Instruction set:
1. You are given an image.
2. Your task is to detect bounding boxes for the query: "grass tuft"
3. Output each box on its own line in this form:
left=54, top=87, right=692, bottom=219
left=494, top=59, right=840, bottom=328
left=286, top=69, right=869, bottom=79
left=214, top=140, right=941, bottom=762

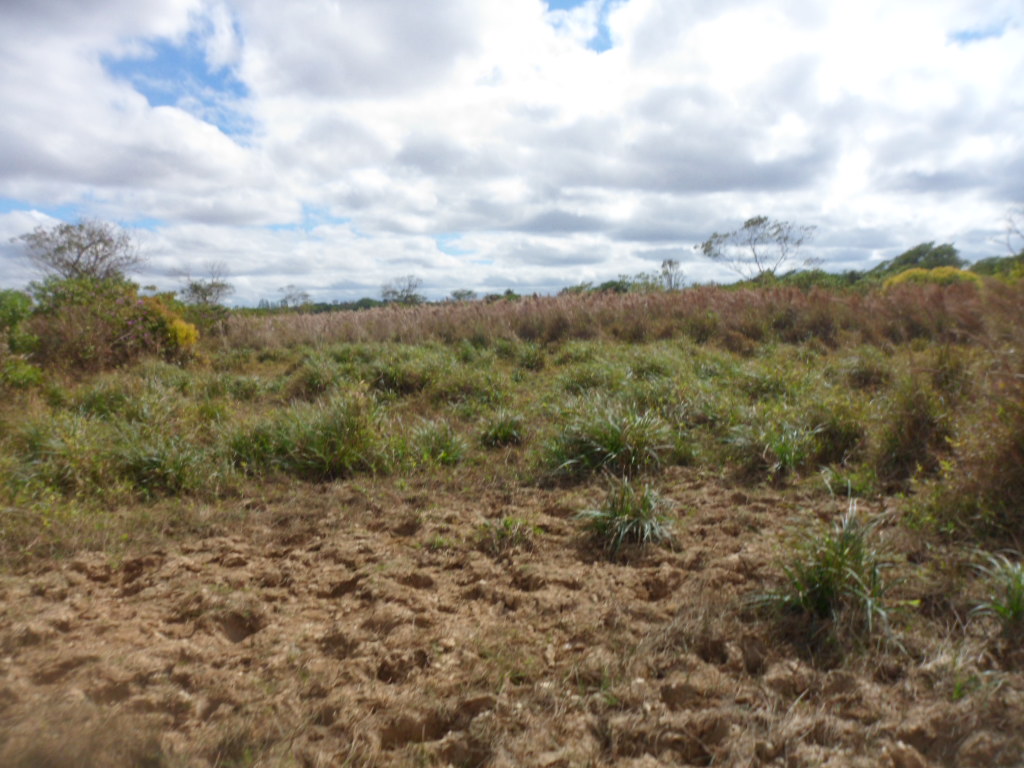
left=577, top=478, right=675, bottom=556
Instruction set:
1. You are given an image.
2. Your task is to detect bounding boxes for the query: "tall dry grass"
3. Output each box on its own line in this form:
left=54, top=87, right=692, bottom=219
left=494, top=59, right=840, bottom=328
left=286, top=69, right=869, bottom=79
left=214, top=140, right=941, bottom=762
left=219, top=282, right=1020, bottom=352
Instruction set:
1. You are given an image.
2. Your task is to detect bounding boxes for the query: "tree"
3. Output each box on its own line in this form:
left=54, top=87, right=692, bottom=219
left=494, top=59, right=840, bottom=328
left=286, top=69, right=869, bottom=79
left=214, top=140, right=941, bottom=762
left=697, top=216, right=817, bottom=279
left=179, top=263, right=234, bottom=307
left=381, top=275, right=425, bottom=306
left=868, top=242, right=964, bottom=280
left=450, top=289, right=477, bottom=302
left=13, top=218, right=143, bottom=280
left=660, top=259, right=685, bottom=290
left=279, top=284, right=311, bottom=309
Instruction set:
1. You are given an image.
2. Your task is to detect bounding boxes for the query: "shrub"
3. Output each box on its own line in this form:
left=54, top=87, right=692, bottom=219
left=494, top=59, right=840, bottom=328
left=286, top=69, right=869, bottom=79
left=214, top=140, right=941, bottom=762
left=544, top=401, right=672, bottom=478
left=922, top=398, right=1024, bottom=538
left=27, top=277, right=199, bottom=371
left=883, top=266, right=983, bottom=290
left=230, top=393, right=383, bottom=480
left=577, top=478, right=675, bottom=556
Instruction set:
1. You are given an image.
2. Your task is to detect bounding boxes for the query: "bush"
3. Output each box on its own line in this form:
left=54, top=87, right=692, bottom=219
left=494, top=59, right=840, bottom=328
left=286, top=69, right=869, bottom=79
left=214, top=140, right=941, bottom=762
left=883, top=267, right=983, bottom=290
left=477, top=516, right=539, bottom=556
left=27, top=277, right=199, bottom=371
left=577, top=478, right=675, bottom=556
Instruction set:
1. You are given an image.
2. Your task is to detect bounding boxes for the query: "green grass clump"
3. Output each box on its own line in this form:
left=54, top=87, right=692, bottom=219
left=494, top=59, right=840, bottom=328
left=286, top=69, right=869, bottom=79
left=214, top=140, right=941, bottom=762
left=412, top=419, right=467, bottom=467
left=577, top=478, right=675, bottom=556
left=872, top=375, right=948, bottom=489
left=544, top=401, right=672, bottom=478
left=480, top=410, right=526, bottom=448
left=972, top=553, right=1024, bottom=641
left=230, top=393, right=384, bottom=480
left=477, top=516, right=539, bottom=556
left=756, top=507, right=892, bottom=643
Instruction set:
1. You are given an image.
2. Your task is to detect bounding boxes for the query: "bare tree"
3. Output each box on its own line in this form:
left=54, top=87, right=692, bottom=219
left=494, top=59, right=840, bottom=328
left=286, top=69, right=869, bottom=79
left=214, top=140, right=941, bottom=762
left=279, top=284, right=311, bottom=309
left=13, top=218, right=143, bottom=280
left=697, top=216, right=817, bottom=279
left=382, top=275, right=425, bottom=305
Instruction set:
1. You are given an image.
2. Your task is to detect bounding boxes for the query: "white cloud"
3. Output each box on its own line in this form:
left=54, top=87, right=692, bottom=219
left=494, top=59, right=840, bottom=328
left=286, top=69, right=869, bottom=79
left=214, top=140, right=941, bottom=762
left=0, top=0, right=1021, bottom=303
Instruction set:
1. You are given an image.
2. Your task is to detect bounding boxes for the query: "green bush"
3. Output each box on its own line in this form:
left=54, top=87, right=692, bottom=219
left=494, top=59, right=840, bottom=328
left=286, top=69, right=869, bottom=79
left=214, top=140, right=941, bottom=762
left=27, top=277, right=199, bottom=371
left=872, top=376, right=948, bottom=489
left=480, top=410, right=526, bottom=448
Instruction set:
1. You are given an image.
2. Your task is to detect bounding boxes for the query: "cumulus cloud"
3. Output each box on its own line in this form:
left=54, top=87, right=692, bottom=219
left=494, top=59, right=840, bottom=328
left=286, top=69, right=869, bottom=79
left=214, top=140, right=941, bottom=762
left=0, top=0, right=1021, bottom=303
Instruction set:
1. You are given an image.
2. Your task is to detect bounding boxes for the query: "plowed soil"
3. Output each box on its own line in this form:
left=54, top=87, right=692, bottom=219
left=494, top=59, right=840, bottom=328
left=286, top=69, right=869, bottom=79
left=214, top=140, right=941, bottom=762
left=2, top=468, right=1022, bottom=767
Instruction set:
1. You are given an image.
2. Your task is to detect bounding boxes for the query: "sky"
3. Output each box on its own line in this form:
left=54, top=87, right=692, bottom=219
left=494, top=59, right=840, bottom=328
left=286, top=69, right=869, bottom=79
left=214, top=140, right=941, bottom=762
left=0, top=0, right=1022, bottom=304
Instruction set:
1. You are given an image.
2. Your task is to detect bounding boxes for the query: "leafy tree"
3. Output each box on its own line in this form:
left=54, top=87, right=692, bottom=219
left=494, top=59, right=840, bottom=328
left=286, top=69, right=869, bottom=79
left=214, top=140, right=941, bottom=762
left=180, top=263, right=234, bottom=307
left=698, top=216, right=817, bottom=279
left=382, top=275, right=425, bottom=305
left=12, top=218, right=143, bottom=279
left=450, top=289, right=477, bottom=302
left=867, top=242, right=964, bottom=281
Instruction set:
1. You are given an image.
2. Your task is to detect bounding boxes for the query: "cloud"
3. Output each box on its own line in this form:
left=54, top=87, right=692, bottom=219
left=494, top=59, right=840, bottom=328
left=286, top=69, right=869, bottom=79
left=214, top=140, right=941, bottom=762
left=0, top=0, right=1021, bottom=300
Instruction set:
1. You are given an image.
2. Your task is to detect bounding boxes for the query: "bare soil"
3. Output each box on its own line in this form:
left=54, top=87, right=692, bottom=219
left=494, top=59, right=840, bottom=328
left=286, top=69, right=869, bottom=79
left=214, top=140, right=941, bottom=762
left=2, top=468, right=1022, bottom=767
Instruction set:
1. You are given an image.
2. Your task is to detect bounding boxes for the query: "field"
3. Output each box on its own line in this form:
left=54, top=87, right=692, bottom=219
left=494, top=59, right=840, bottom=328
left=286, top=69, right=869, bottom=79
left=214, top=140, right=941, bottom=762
left=1, top=283, right=1023, bottom=767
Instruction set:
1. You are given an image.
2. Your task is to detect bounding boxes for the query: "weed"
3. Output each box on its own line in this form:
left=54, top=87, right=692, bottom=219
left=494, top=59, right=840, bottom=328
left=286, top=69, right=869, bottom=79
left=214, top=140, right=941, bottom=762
left=577, top=478, right=675, bottom=556
left=972, top=553, right=1024, bottom=641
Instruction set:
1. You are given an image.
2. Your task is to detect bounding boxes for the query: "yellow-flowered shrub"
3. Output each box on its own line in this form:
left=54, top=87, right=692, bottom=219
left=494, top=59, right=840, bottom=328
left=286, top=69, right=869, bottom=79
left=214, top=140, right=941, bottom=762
left=883, top=266, right=983, bottom=290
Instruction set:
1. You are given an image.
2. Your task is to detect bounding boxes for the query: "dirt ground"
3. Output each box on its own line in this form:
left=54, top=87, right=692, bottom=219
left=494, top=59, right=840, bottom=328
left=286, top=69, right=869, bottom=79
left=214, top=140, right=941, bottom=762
left=2, top=467, right=1022, bottom=767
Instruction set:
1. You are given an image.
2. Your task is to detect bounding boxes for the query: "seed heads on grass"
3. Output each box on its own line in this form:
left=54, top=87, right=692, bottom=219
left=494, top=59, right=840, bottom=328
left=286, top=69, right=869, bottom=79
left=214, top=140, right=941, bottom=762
left=577, top=478, right=675, bottom=556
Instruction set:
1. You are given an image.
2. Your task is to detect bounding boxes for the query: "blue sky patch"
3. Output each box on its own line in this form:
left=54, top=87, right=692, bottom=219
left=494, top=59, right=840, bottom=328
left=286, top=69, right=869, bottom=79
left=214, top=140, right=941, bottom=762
left=546, top=0, right=615, bottom=53
left=950, top=20, right=1009, bottom=45
left=0, top=198, right=82, bottom=220
left=103, top=26, right=251, bottom=138
left=435, top=233, right=473, bottom=256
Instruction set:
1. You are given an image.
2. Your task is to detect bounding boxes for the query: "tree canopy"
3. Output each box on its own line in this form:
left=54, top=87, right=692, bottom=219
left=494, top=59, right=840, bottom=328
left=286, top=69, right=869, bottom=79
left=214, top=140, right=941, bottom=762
left=13, top=219, right=142, bottom=280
